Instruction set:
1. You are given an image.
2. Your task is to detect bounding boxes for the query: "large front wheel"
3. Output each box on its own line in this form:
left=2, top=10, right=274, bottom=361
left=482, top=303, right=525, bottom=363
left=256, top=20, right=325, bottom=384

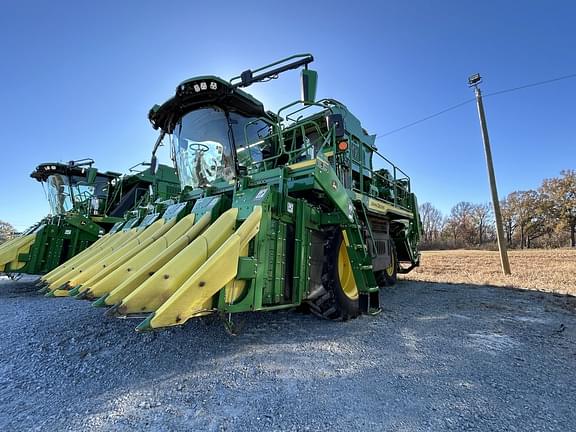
left=307, top=228, right=360, bottom=321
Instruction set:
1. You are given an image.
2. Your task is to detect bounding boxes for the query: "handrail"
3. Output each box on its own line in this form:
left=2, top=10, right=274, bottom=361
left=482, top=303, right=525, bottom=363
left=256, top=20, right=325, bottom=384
left=277, top=99, right=336, bottom=125
left=345, top=138, right=411, bottom=209
left=235, top=101, right=412, bottom=212
left=284, top=103, right=326, bottom=123
left=128, top=162, right=151, bottom=173
left=373, top=149, right=410, bottom=184
left=244, top=117, right=331, bottom=171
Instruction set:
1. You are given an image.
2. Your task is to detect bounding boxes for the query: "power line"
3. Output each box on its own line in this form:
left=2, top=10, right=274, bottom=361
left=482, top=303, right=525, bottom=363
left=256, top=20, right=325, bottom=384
left=483, top=73, right=576, bottom=98
left=377, top=98, right=475, bottom=138
left=376, top=72, right=576, bottom=139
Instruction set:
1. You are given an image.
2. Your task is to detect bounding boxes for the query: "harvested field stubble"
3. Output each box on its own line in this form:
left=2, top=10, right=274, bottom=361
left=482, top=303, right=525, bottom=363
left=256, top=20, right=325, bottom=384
left=401, top=249, right=576, bottom=295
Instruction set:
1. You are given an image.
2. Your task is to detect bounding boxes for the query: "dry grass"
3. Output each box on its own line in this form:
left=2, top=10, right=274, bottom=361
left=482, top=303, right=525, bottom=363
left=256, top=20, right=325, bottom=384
left=401, top=249, right=576, bottom=295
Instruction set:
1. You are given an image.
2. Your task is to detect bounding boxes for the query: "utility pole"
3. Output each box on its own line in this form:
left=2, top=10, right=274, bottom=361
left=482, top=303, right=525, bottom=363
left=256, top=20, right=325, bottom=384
left=468, top=73, right=511, bottom=275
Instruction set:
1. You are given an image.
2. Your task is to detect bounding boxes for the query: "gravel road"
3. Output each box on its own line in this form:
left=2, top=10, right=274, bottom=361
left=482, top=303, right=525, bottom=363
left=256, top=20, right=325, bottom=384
left=0, top=275, right=575, bottom=431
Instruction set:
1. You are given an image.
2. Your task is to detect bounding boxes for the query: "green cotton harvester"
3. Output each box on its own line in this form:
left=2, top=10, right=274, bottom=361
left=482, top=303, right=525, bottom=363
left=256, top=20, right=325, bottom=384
left=0, top=158, right=179, bottom=276
left=38, top=54, right=422, bottom=332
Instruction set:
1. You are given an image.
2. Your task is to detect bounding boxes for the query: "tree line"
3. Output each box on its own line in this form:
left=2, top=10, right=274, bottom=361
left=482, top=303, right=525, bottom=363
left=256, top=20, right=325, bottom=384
left=419, top=170, right=575, bottom=249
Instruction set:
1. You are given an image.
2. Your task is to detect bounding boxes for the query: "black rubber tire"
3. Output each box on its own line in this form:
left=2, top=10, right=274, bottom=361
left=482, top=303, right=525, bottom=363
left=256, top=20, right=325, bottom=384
left=306, top=227, right=360, bottom=321
left=375, top=240, right=397, bottom=287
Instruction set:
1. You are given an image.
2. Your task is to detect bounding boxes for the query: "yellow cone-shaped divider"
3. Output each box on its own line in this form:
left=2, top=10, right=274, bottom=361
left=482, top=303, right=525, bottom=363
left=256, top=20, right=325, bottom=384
left=0, top=234, right=30, bottom=253
left=41, top=231, right=123, bottom=283
left=0, top=234, right=36, bottom=271
left=64, top=217, right=178, bottom=292
left=101, top=213, right=211, bottom=307
left=112, top=208, right=239, bottom=316
left=79, top=213, right=197, bottom=299
left=46, top=217, right=158, bottom=292
left=139, top=206, right=262, bottom=331
left=42, top=226, right=136, bottom=284
left=45, top=228, right=141, bottom=291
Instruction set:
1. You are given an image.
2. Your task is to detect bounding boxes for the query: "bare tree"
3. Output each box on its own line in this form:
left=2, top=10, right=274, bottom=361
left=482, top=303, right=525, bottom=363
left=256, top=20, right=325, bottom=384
left=505, top=191, right=535, bottom=248
left=500, top=197, right=517, bottom=246
left=419, top=202, right=443, bottom=242
left=442, top=216, right=459, bottom=244
left=0, top=220, right=17, bottom=244
left=471, top=203, right=492, bottom=245
left=445, top=202, right=476, bottom=246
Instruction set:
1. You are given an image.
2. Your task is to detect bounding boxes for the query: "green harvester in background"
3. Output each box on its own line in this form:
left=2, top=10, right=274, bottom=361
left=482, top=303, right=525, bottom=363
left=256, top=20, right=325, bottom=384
left=0, top=158, right=179, bottom=276
left=40, top=54, right=422, bottom=333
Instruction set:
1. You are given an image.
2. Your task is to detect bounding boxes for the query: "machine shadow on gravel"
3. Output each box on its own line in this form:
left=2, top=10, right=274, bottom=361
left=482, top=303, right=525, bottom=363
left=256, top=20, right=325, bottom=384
left=0, top=276, right=42, bottom=298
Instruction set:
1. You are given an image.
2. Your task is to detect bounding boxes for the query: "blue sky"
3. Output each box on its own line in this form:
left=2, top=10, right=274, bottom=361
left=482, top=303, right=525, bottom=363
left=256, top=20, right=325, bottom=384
left=1, top=1, right=574, bottom=230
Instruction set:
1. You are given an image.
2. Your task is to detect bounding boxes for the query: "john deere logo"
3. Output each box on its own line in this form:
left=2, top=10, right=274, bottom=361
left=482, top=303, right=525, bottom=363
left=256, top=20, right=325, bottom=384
left=331, top=180, right=337, bottom=191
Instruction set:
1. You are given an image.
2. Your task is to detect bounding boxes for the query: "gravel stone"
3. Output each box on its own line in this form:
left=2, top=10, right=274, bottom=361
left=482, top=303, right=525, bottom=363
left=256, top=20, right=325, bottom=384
left=0, top=275, right=575, bottom=431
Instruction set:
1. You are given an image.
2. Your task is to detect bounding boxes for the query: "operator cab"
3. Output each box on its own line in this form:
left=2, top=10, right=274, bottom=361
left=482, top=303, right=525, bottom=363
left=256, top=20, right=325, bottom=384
left=149, top=76, right=275, bottom=191
left=31, top=161, right=118, bottom=217
left=172, top=106, right=270, bottom=190
left=148, top=56, right=318, bottom=192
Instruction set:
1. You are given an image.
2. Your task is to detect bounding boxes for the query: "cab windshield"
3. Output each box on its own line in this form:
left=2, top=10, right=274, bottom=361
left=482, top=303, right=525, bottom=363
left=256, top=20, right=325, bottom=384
left=46, top=174, right=73, bottom=214
left=172, top=107, right=269, bottom=190
left=45, top=174, right=107, bottom=215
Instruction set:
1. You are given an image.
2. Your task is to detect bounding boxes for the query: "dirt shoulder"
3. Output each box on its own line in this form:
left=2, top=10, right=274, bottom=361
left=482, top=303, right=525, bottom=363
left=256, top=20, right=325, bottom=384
left=402, top=249, right=576, bottom=295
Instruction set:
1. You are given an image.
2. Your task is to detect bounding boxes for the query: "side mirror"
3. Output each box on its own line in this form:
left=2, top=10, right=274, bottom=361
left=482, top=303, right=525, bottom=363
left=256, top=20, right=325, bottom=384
left=150, top=155, right=158, bottom=176
left=301, top=69, right=318, bottom=105
left=86, top=168, right=98, bottom=184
